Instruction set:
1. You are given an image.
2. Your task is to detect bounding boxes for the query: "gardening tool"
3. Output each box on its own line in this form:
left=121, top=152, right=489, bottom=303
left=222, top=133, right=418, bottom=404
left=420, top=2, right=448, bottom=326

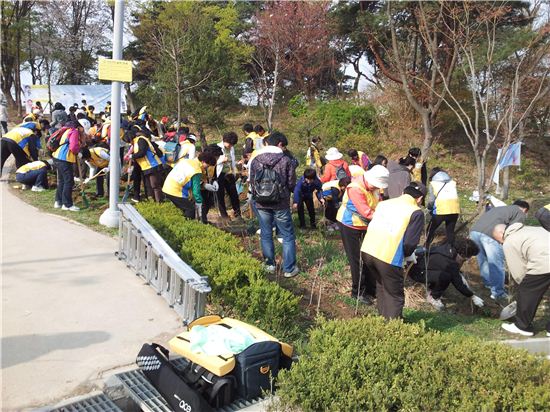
left=499, top=301, right=517, bottom=320
left=83, top=168, right=108, bottom=184
left=76, top=158, right=90, bottom=209
left=121, top=162, right=133, bottom=203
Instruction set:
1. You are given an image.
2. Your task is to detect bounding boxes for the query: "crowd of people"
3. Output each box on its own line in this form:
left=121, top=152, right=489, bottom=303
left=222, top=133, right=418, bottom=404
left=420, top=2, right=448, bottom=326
left=1, top=100, right=549, bottom=337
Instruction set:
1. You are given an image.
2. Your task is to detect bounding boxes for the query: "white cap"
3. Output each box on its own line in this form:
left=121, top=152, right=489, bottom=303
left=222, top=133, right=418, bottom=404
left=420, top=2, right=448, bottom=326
left=187, top=134, right=197, bottom=142
left=78, top=118, right=91, bottom=133
left=364, top=165, right=389, bottom=189
left=325, top=147, right=343, bottom=161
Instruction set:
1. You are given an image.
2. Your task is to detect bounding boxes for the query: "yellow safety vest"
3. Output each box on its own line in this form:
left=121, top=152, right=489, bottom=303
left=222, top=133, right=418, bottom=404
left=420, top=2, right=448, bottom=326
left=53, top=129, right=77, bottom=163
left=101, top=122, right=124, bottom=143
left=162, top=158, right=202, bottom=198
left=349, top=164, right=364, bottom=177
left=361, top=194, right=420, bottom=267
left=16, top=160, right=47, bottom=174
left=3, top=127, right=35, bottom=157
left=336, top=181, right=379, bottom=228
left=90, top=147, right=109, bottom=168
left=179, top=141, right=195, bottom=160
left=430, top=180, right=460, bottom=215
left=133, top=136, right=161, bottom=172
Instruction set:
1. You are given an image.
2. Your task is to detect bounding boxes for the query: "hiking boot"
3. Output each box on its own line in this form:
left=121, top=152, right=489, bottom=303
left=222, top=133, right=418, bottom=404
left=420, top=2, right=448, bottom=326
left=62, top=205, right=80, bottom=212
left=426, top=293, right=445, bottom=311
left=54, top=201, right=61, bottom=209
left=501, top=322, right=534, bottom=337
left=31, top=185, right=45, bottom=192
left=283, top=266, right=300, bottom=278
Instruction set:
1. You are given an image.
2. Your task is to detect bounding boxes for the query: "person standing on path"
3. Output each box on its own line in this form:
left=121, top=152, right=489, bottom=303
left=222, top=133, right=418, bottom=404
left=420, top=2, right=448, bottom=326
left=337, top=165, right=389, bottom=305
left=493, top=223, right=550, bottom=337
left=469, top=200, right=529, bottom=301
left=249, top=131, right=298, bottom=278
left=216, top=132, right=242, bottom=220
left=361, top=182, right=426, bottom=319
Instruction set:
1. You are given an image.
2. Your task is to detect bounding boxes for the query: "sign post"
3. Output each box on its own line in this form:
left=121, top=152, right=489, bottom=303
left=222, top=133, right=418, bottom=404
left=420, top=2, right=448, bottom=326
left=99, top=0, right=126, bottom=228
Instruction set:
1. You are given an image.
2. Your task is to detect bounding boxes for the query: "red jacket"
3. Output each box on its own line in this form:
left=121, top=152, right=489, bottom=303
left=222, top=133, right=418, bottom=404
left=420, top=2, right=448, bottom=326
left=321, top=159, right=350, bottom=183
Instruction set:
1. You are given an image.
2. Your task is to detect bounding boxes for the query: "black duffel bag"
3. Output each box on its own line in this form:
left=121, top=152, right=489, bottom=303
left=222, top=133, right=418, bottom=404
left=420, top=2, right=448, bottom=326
left=136, top=343, right=213, bottom=412
left=181, top=361, right=237, bottom=409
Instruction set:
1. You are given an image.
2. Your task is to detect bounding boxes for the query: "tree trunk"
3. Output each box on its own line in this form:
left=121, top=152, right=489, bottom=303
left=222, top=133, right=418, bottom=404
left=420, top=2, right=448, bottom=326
left=15, top=31, right=22, bottom=116
left=502, top=166, right=510, bottom=201
left=420, top=111, right=433, bottom=161
left=267, top=53, right=279, bottom=132
left=124, top=82, right=136, bottom=113
left=198, top=125, right=207, bottom=149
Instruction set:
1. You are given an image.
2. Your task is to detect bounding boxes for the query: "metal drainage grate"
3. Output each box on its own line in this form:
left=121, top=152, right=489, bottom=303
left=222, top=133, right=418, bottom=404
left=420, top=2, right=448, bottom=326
left=116, top=359, right=265, bottom=412
left=50, top=393, right=122, bottom=412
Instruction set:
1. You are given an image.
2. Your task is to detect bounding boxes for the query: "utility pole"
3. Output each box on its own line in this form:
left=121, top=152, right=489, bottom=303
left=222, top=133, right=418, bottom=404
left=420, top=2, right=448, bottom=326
left=100, top=0, right=124, bottom=228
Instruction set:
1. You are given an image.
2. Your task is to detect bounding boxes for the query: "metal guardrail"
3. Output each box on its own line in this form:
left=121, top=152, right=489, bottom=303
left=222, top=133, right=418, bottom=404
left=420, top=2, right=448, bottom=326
left=117, top=204, right=211, bottom=323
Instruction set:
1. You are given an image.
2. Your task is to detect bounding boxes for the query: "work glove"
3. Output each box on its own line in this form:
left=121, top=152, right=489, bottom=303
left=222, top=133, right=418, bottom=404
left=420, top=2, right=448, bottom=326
left=101, top=167, right=110, bottom=174
left=211, top=181, right=219, bottom=191
left=415, top=162, right=422, bottom=169
left=194, top=203, right=202, bottom=220
left=204, top=183, right=218, bottom=192
left=471, top=295, right=485, bottom=308
left=404, top=253, right=417, bottom=265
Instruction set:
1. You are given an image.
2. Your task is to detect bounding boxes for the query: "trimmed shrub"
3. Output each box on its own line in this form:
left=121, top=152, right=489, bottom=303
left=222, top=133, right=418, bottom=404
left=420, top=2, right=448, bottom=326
left=136, top=202, right=300, bottom=341
left=277, top=316, right=550, bottom=411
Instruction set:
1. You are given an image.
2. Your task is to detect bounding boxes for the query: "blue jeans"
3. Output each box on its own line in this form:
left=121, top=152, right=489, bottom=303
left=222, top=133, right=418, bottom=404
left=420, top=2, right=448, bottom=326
left=16, top=168, right=47, bottom=187
left=54, top=159, right=74, bottom=207
left=470, top=231, right=506, bottom=297
left=256, top=207, right=296, bottom=273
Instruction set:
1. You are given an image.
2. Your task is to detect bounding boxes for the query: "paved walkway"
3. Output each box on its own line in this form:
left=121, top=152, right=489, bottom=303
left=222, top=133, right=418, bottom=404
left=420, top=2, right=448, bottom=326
left=1, top=182, right=182, bottom=410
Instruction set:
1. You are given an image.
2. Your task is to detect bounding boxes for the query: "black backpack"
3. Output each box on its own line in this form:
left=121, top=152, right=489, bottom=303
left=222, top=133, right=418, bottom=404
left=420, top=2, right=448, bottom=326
left=252, top=158, right=282, bottom=205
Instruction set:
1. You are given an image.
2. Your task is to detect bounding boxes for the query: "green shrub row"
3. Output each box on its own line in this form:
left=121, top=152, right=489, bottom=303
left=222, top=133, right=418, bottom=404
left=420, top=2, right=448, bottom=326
left=276, top=316, right=550, bottom=411
left=136, top=202, right=300, bottom=341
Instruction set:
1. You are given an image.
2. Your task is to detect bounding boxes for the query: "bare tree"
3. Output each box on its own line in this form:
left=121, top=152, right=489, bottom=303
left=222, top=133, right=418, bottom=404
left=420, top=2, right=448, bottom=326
left=416, top=1, right=550, bottom=208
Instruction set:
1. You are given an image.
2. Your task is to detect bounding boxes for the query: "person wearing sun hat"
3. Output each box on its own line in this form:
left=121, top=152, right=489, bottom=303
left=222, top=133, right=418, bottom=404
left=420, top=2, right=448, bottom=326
left=320, top=147, right=350, bottom=183
left=337, top=165, right=389, bottom=304
left=361, top=181, right=426, bottom=319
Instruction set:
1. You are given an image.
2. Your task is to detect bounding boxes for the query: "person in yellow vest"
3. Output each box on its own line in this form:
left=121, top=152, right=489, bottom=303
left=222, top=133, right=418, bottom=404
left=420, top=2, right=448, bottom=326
left=162, top=152, right=218, bottom=219
left=0, top=123, right=41, bottom=173
left=254, top=124, right=267, bottom=150
left=79, top=146, right=110, bottom=197
left=425, top=168, right=461, bottom=247
left=52, top=120, right=85, bottom=211
left=361, top=182, right=426, bottom=319
left=305, top=137, right=323, bottom=174
left=535, top=204, right=550, bottom=232
left=408, top=147, right=427, bottom=185
left=337, top=165, right=389, bottom=304
left=199, top=144, right=223, bottom=224
left=178, top=133, right=197, bottom=161
left=348, top=149, right=370, bottom=170
left=127, top=127, right=163, bottom=202
left=15, top=159, right=52, bottom=191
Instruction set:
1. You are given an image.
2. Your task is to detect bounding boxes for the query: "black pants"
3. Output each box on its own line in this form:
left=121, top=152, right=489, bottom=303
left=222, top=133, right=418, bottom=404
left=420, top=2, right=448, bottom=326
left=364, top=253, right=404, bottom=320
left=131, top=161, right=144, bottom=201
left=298, top=197, right=316, bottom=228
left=515, top=273, right=550, bottom=332
left=1, top=121, right=7, bottom=133
left=165, top=193, right=195, bottom=219
left=340, top=223, right=376, bottom=298
left=143, top=168, right=163, bottom=203
left=325, top=201, right=338, bottom=223
left=426, top=213, right=458, bottom=247
left=54, top=158, right=75, bottom=207
left=216, top=172, right=240, bottom=217
left=201, top=189, right=213, bottom=223
left=96, top=174, right=105, bottom=196
left=409, top=262, right=473, bottom=299
left=1, top=139, right=30, bottom=173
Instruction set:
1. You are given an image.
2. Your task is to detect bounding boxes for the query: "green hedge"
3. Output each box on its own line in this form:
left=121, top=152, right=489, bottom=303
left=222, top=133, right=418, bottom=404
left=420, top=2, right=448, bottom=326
left=136, top=202, right=300, bottom=341
left=277, top=316, right=550, bottom=411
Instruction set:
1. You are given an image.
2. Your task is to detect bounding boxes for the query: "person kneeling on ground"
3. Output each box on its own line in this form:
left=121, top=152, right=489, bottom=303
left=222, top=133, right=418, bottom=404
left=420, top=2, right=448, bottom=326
left=249, top=131, right=298, bottom=278
left=15, top=159, right=52, bottom=191
left=493, top=223, right=550, bottom=337
left=408, top=239, right=485, bottom=311
left=162, top=152, right=218, bottom=220
left=79, top=146, right=110, bottom=197
left=322, top=176, right=351, bottom=231
left=293, top=168, right=323, bottom=229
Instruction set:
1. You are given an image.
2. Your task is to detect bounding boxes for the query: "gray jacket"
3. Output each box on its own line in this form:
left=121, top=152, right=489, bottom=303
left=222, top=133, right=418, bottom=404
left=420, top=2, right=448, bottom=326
left=503, top=223, right=550, bottom=283
left=471, top=205, right=526, bottom=237
left=51, top=109, right=68, bottom=129
left=387, top=160, right=411, bottom=199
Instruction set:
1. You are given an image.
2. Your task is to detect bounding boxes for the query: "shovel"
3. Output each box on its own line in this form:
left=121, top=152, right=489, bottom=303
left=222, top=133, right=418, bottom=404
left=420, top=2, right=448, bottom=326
left=499, top=301, right=517, bottom=320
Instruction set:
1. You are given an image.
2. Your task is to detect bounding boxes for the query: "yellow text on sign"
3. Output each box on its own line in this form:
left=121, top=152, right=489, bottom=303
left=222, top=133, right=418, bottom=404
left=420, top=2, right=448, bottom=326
left=98, top=59, right=133, bottom=82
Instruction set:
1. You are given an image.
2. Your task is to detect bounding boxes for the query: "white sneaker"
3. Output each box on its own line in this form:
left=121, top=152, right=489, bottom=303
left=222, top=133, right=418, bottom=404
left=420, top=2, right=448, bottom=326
left=501, top=322, right=534, bottom=337
left=426, top=293, right=445, bottom=311
left=264, top=264, right=275, bottom=273
left=277, top=237, right=283, bottom=244
left=31, top=185, right=45, bottom=192
left=283, top=266, right=300, bottom=278
left=62, top=205, right=80, bottom=212
left=547, top=331, right=550, bottom=337
left=256, top=229, right=261, bottom=235
left=54, top=201, right=61, bottom=209
left=21, top=184, right=30, bottom=190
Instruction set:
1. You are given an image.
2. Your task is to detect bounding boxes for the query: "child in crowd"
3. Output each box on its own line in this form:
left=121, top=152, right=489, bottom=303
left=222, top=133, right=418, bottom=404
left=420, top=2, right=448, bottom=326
left=293, top=168, right=324, bottom=229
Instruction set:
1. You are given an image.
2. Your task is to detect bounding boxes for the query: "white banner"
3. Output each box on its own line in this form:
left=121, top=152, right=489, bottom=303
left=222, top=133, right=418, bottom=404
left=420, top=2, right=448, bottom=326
left=24, top=84, right=126, bottom=115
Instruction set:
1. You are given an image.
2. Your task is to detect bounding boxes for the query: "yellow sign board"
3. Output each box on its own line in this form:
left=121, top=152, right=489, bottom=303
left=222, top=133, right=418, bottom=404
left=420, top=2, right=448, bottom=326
left=98, top=59, right=133, bottom=82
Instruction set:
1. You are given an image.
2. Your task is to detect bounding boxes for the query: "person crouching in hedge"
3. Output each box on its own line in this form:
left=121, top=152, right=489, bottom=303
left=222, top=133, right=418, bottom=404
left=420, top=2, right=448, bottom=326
left=162, top=152, right=218, bottom=220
